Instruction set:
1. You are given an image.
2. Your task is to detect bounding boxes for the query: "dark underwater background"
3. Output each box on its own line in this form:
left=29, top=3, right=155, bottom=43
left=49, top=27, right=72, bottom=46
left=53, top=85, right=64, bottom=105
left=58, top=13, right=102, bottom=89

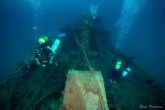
left=0, top=0, right=165, bottom=84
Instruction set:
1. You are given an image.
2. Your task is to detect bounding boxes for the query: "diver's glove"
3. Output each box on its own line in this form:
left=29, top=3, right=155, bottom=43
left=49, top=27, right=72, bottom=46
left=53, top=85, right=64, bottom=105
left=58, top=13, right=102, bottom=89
left=46, top=46, right=52, bottom=50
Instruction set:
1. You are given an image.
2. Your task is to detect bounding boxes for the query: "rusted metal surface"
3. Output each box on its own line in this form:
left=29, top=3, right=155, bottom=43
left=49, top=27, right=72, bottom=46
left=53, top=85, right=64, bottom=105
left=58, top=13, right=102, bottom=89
left=63, top=70, right=109, bottom=110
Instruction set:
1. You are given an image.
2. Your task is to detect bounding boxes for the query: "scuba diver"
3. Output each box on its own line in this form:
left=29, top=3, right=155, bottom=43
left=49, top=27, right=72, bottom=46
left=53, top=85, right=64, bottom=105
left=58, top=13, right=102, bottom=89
left=35, top=32, right=66, bottom=67
left=22, top=32, right=66, bottom=73
left=20, top=36, right=53, bottom=72
left=83, top=4, right=101, bottom=28
left=89, top=4, right=99, bottom=20
left=35, top=36, right=53, bottom=67
left=89, top=4, right=101, bottom=26
left=107, top=54, right=132, bottom=82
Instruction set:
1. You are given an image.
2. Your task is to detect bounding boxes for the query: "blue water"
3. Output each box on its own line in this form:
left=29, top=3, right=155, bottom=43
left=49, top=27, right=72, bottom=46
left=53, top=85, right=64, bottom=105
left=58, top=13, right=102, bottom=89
left=0, top=0, right=165, bottom=84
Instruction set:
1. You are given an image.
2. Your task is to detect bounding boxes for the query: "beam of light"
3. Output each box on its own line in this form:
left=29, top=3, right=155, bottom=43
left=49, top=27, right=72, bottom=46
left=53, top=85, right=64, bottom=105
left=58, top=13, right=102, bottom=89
left=115, top=0, right=145, bottom=50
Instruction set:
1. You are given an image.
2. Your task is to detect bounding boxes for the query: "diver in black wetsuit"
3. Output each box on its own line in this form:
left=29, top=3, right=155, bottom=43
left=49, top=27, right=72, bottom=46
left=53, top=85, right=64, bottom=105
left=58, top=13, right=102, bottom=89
left=107, top=55, right=132, bottom=83
left=35, top=36, right=53, bottom=67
